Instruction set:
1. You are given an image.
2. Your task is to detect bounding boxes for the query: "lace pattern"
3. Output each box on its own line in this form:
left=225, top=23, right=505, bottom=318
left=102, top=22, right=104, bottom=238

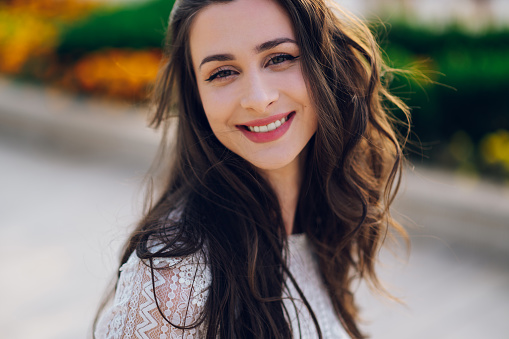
left=95, top=251, right=211, bottom=339
left=95, top=235, right=350, bottom=338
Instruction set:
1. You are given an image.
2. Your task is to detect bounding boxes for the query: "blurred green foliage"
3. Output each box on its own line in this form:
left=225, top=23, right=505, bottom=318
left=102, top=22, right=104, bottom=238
left=57, top=0, right=176, bottom=57
left=378, top=22, right=509, bottom=180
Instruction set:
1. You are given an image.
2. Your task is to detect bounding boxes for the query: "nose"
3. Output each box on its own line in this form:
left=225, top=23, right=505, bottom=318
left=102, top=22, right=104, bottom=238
left=240, top=71, right=278, bottom=114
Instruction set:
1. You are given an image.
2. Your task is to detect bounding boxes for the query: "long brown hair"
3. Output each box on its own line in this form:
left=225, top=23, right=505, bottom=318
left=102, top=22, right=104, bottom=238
left=101, top=0, right=410, bottom=338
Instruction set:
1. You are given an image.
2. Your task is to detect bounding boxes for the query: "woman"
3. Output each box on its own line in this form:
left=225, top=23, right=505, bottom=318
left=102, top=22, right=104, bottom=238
left=95, top=0, right=410, bottom=338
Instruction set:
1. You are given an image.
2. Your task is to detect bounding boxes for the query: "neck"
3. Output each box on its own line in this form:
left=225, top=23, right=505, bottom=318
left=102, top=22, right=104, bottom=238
left=259, top=155, right=304, bottom=235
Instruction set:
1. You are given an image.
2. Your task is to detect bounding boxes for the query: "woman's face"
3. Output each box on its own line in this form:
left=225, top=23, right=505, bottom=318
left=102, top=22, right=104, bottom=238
left=190, top=0, right=317, bottom=172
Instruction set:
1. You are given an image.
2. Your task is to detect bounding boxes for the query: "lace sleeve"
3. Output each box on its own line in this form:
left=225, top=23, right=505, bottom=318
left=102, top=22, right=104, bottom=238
left=95, top=251, right=211, bottom=339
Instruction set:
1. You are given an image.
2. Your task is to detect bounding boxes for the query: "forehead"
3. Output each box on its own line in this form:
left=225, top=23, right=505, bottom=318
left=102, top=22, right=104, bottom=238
left=189, top=0, right=295, bottom=62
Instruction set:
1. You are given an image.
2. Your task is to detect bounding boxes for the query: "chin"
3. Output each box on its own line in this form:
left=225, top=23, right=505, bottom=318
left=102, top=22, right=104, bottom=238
left=248, top=154, right=298, bottom=172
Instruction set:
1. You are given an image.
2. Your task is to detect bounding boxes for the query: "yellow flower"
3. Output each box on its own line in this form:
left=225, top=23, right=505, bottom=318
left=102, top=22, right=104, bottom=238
left=0, top=0, right=98, bottom=74
left=0, top=11, right=58, bottom=73
left=481, top=130, right=509, bottom=171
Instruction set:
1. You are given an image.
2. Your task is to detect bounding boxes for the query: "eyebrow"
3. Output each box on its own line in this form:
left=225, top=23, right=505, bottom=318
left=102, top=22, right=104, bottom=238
left=198, top=37, right=298, bottom=69
left=255, top=37, right=297, bottom=53
left=199, top=53, right=235, bottom=69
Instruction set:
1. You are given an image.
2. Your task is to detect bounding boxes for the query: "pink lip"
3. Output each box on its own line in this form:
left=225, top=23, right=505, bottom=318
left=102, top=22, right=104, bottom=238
left=238, top=112, right=295, bottom=143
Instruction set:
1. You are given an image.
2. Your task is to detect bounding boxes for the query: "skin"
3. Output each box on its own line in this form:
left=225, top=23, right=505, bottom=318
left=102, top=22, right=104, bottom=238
left=190, top=0, right=317, bottom=234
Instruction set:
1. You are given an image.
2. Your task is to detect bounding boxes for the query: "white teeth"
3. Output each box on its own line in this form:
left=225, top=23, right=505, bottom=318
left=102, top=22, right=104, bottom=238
left=246, top=114, right=290, bottom=133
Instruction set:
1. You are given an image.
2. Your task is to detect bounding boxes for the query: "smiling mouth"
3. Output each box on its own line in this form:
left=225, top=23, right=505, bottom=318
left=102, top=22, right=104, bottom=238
left=240, top=112, right=295, bottom=133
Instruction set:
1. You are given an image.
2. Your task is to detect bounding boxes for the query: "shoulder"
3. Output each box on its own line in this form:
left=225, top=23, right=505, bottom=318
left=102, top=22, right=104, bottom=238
left=95, top=251, right=211, bottom=339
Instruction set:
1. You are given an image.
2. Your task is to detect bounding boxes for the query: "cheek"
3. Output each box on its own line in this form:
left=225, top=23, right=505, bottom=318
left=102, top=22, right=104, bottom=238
left=277, top=66, right=311, bottom=104
left=290, top=70, right=318, bottom=131
left=199, top=87, right=237, bottom=132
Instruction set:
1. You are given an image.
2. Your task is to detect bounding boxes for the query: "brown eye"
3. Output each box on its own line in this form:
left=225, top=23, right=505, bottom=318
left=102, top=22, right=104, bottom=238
left=206, top=69, right=237, bottom=82
left=267, top=54, right=298, bottom=66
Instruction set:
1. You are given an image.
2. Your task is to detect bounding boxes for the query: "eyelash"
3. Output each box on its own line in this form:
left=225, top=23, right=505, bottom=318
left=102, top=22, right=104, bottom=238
left=267, top=53, right=298, bottom=66
left=205, top=53, right=299, bottom=82
left=205, top=67, right=236, bottom=82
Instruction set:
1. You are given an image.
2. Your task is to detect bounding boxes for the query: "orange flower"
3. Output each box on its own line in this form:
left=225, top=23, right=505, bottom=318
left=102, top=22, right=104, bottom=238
left=0, top=0, right=96, bottom=74
left=71, top=49, right=162, bottom=100
left=2, top=0, right=97, bottom=20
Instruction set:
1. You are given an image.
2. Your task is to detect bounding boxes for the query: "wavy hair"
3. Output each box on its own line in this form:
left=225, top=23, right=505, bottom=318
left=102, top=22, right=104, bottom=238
left=99, top=0, right=410, bottom=338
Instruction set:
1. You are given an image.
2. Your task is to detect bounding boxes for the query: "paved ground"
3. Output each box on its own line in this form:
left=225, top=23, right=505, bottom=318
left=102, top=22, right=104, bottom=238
left=357, top=230, right=509, bottom=339
left=1, top=79, right=508, bottom=338
left=0, top=138, right=142, bottom=339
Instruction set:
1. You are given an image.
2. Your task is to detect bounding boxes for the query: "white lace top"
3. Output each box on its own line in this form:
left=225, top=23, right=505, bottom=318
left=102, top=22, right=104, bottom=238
left=95, top=234, right=351, bottom=338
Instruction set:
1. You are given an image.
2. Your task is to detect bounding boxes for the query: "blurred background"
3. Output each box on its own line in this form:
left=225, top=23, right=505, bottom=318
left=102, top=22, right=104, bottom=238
left=0, top=0, right=508, bottom=338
